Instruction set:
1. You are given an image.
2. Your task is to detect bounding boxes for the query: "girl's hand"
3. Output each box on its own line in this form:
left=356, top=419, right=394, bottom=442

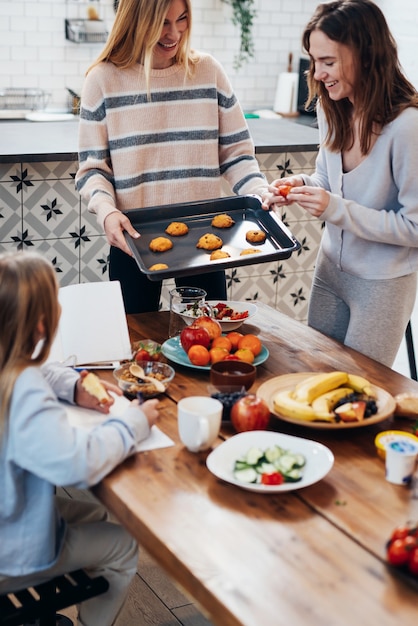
left=75, top=370, right=122, bottom=414
left=262, top=176, right=304, bottom=209
left=286, top=185, right=330, bottom=218
left=104, top=211, right=140, bottom=256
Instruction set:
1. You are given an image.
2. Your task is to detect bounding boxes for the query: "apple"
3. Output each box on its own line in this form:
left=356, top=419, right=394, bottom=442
left=230, top=394, right=270, bottom=433
left=192, top=316, right=222, bottom=341
left=180, top=325, right=211, bottom=353
left=334, top=401, right=366, bottom=422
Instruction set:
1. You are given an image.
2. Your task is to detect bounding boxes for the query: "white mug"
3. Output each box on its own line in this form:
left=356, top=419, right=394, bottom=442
left=177, top=396, right=223, bottom=453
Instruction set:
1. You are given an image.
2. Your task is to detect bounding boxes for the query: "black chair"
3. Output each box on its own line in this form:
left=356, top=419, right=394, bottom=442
left=405, top=320, right=417, bottom=381
left=0, top=569, right=109, bottom=626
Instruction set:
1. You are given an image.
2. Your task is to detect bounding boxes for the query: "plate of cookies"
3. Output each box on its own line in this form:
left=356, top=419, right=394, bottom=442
left=123, top=196, right=300, bottom=281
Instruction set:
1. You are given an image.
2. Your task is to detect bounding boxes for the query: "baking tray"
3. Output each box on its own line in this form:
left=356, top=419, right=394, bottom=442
left=124, top=195, right=300, bottom=281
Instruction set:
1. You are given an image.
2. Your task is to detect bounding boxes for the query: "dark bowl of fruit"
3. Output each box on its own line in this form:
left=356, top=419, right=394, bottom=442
left=210, top=360, right=256, bottom=392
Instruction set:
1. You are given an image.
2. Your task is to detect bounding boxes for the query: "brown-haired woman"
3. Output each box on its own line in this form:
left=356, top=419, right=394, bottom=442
left=267, top=0, right=418, bottom=367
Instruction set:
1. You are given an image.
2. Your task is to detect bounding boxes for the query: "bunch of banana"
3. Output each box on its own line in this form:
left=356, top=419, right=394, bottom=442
left=273, top=371, right=376, bottom=423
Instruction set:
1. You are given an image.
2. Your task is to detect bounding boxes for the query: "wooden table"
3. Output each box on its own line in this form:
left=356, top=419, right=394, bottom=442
left=93, top=303, right=418, bottom=626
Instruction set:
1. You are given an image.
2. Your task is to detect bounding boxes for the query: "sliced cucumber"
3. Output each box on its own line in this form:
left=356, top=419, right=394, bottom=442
left=283, top=468, right=303, bottom=482
left=275, top=453, right=298, bottom=473
left=293, top=454, right=306, bottom=468
left=256, top=462, right=276, bottom=475
left=245, top=447, right=264, bottom=465
left=265, top=445, right=284, bottom=463
left=233, top=467, right=258, bottom=483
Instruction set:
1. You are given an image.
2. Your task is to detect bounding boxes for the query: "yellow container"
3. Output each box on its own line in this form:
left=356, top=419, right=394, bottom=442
left=374, top=430, right=418, bottom=460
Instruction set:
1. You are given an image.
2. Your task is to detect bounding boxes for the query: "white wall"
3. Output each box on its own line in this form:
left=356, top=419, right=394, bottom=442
left=0, top=0, right=416, bottom=113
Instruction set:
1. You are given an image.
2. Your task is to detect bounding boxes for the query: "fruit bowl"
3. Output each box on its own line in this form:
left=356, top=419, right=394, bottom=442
left=179, top=301, right=257, bottom=331
left=113, top=361, right=175, bottom=398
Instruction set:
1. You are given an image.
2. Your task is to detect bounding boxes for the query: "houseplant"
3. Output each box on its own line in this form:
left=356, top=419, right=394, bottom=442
left=222, top=0, right=257, bottom=70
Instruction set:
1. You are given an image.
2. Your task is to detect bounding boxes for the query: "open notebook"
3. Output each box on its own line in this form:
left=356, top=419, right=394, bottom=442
left=48, top=281, right=132, bottom=368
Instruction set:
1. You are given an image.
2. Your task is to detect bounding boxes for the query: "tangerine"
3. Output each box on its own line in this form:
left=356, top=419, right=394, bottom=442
left=226, top=331, right=244, bottom=350
left=237, top=334, right=262, bottom=356
left=212, top=336, right=232, bottom=352
left=234, top=348, right=255, bottom=364
left=188, top=344, right=211, bottom=366
left=209, top=347, right=229, bottom=364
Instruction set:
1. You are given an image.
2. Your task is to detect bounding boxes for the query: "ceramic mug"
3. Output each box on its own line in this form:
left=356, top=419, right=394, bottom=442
left=177, top=396, right=223, bottom=452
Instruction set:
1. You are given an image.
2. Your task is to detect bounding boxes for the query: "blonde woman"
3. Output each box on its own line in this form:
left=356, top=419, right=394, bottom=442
left=76, top=0, right=268, bottom=313
left=267, top=0, right=418, bottom=367
left=0, top=251, right=159, bottom=625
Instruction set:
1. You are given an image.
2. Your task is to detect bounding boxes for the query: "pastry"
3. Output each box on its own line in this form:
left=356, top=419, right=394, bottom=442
left=149, top=236, right=173, bottom=252
left=211, top=214, right=235, bottom=228
left=394, top=392, right=418, bottom=418
left=196, top=233, right=223, bottom=251
left=245, top=229, right=266, bottom=244
left=149, top=263, right=169, bottom=271
left=81, top=372, right=111, bottom=404
left=165, top=221, right=189, bottom=236
left=240, top=249, right=261, bottom=256
left=210, top=249, right=231, bottom=261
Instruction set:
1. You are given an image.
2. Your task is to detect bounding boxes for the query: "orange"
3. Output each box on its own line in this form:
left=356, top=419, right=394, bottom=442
left=209, top=347, right=229, bottom=364
left=237, top=333, right=262, bottom=356
left=234, top=348, right=255, bottom=364
left=187, top=344, right=211, bottom=366
left=211, top=336, right=232, bottom=352
left=226, top=331, right=244, bottom=350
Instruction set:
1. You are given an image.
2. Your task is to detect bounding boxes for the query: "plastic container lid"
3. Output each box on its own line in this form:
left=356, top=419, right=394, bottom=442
left=374, top=430, right=418, bottom=460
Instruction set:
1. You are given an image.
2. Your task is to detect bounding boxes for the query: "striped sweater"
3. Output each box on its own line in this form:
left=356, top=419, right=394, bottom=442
left=76, top=52, right=267, bottom=229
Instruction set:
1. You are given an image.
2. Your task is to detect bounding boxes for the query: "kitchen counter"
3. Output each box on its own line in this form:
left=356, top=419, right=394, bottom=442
left=0, top=117, right=319, bottom=163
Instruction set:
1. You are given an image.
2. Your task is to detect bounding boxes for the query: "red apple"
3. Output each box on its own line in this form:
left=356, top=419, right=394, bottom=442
left=180, top=325, right=211, bottom=353
left=230, top=394, right=270, bottom=433
left=191, top=316, right=222, bottom=341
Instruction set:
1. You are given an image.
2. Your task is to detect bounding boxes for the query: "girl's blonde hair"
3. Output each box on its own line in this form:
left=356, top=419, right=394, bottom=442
left=0, top=251, right=60, bottom=434
left=87, top=0, right=198, bottom=95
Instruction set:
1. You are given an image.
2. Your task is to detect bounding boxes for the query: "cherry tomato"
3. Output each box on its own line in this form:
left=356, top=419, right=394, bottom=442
left=408, top=547, right=418, bottom=576
left=387, top=538, right=412, bottom=567
left=278, top=184, right=292, bottom=198
left=134, top=348, right=152, bottom=362
left=261, top=472, right=284, bottom=485
left=390, top=525, right=412, bottom=542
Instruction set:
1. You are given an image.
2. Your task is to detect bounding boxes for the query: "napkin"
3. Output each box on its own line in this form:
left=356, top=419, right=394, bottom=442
left=63, top=393, right=174, bottom=452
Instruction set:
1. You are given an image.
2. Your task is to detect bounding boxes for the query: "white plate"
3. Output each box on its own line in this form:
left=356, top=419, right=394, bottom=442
left=180, top=300, right=258, bottom=331
left=206, top=430, right=334, bottom=493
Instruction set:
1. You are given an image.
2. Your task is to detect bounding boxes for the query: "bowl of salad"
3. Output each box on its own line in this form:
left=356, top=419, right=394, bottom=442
left=180, top=300, right=258, bottom=331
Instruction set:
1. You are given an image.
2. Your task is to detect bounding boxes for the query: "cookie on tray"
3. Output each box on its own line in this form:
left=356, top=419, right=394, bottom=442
left=245, top=229, right=266, bottom=244
left=149, top=263, right=169, bottom=271
left=211, top=214, right=235, bottom=228
left=149, top=236, right=173, bottom=252
left=240, top=248, right=262, bottom=256
left=210, top=249, right=231, bottom=261
left=196, top=233, right=223, bottom=251
left=165, top=221, right=189, bottom=236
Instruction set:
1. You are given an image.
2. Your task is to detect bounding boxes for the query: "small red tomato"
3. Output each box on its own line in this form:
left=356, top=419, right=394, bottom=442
left=390, top=525, right=412, bottom=542
left=408, top=547, right=418, bottom=576
left=135, top=348, right=151, bottom=362
left=387, top=538, right=412, bottom=567
left=261, top=472, right=284, bottom=485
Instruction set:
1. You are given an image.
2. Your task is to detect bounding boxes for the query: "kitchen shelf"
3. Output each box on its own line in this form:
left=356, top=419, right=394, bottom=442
left=65, top=19, right=108, bottom=44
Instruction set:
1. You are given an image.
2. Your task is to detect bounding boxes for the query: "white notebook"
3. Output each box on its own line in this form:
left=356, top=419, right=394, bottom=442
left=48, top=281, right=132, bottom=367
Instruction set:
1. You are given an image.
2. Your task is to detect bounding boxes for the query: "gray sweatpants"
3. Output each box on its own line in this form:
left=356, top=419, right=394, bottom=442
left=0, top=495, right=138, bottom=626
left=308, top=251, right=417, bottom=368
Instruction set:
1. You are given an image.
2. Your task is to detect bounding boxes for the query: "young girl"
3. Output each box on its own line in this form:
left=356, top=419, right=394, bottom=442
left=0, top=251, right=159, bottom=625
left=267, top=0, right=418, bottom=367
left=75, top=0, right=269, bottom=314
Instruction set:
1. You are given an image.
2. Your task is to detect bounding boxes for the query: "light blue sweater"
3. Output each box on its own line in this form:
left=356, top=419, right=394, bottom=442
left=303, top=106, right=418, bottom=279
left=0, top=363, right=149, bottom=577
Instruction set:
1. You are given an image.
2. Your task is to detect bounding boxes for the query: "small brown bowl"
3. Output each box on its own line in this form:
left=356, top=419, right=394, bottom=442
left=210, top=360, right=256, bottom=391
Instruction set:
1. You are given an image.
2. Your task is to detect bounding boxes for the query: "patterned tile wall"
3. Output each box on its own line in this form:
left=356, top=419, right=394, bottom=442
left=0, top=150, right=322, bottom=322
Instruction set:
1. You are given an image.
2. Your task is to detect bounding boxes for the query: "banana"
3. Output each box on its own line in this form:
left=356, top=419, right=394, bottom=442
left=346, top=373, right=376, bottom=398
left=273, top=390, right=319, bottom=422
left=292, top=371, right=349, bottom=404
left=311, top=386, right=354, bottom=421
